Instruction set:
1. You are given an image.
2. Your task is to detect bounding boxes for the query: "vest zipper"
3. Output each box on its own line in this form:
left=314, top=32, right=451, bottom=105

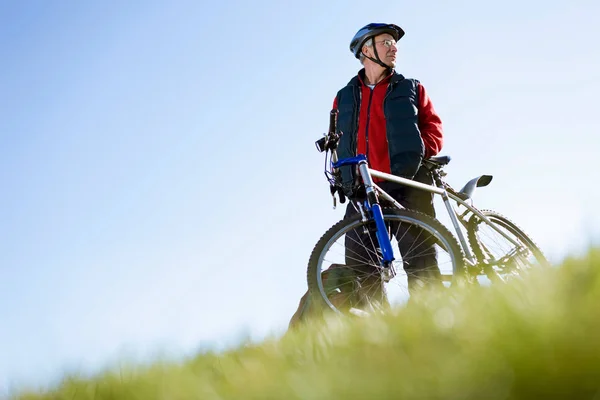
left=364, top=88, right=374, bottom=161
left=352, top=87, right=361, bottom=156
left=383, top=81, right=396, bottom=106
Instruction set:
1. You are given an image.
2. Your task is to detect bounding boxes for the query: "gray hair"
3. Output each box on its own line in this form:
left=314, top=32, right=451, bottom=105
left=358, top=38, right=373, bottom=65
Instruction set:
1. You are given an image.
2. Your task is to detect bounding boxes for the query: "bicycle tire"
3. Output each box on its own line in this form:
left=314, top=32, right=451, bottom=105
left=306, top=207, right=466, bottom=315
left=467, top=209, right=550, bottom=280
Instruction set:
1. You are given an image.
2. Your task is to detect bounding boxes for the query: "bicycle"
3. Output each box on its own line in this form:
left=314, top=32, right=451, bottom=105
left=306, top=109, right=549, bottom=317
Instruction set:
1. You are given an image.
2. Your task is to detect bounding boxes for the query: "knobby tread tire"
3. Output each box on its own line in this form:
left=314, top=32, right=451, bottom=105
left=467, top=209, right=550, bottom=268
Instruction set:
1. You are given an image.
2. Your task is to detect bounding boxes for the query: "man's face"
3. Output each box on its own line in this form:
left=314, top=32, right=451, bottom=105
left=364, top=33, right=398, bottom=67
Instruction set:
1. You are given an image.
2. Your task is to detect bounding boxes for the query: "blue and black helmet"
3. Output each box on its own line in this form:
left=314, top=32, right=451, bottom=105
left=349, top=23, right=405, bottom=59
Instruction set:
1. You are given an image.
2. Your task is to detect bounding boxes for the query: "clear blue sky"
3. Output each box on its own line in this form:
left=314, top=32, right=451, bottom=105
left=1, top=0, right=599, bottom=393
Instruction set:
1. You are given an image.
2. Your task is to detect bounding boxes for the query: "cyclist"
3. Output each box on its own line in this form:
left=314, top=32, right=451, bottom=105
left=289, top=22, right=445, bottom=328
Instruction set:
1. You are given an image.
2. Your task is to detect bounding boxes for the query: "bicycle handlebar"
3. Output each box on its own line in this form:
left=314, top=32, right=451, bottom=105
left=328, top=109, right=338, bottom=136
left=314, top=109, right=347, bottom=205
left=315, top=109, right=341, bottom=153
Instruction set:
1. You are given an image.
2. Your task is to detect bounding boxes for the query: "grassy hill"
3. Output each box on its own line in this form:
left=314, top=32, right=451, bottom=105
left=10, top=248, right=600, bottom=399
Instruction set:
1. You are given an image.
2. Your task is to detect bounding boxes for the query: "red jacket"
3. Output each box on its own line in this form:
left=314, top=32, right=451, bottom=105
left=333, top=72, right=443, bottom=177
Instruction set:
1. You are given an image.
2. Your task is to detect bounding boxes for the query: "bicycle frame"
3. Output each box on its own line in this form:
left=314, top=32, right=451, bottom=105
left=332, top=155, right=524, bottom=269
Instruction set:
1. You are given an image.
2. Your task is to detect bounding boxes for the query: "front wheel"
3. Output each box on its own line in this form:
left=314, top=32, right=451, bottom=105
left=306, top=208, right=466, bottom=316
left=467, top=209, right=550, bottom=282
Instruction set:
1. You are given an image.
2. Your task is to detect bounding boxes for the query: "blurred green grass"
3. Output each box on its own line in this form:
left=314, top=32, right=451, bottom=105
left=11, top=248, right=600, bottom=399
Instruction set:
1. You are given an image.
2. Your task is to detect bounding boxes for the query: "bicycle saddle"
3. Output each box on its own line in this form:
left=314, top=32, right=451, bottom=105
left=427, top=155, right=451, bottom=165
left=422, top=155, right=451, bottom=170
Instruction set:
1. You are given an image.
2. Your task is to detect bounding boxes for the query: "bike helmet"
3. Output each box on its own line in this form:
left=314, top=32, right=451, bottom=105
left=349, top=23, right=405, bottom=67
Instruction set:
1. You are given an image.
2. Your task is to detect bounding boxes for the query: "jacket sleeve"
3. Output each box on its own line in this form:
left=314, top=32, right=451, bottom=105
left=417, top=82, right=443, bottom=158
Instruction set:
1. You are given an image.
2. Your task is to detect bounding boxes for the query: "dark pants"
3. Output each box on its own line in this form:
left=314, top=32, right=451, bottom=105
left=343, top=166, right=442, bottom=296
left=287, top=166, right=441, bottom=330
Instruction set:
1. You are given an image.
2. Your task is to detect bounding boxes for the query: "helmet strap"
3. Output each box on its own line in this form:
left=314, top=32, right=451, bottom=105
left=362, top=42, right=392, bottom=71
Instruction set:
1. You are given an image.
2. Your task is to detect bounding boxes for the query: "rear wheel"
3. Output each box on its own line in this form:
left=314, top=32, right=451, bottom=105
left=306, top=207, right=466, bottom=317
left=467, top=210, right=550, bottom=282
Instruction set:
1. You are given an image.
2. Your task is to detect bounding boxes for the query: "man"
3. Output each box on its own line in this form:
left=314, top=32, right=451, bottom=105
left=288, top=22, right=444, bottom=329
left=336, top=22, right=443, bottom=193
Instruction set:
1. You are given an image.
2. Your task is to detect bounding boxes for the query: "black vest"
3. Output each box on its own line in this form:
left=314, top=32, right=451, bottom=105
left=335, top=70, right=424, bottom=191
